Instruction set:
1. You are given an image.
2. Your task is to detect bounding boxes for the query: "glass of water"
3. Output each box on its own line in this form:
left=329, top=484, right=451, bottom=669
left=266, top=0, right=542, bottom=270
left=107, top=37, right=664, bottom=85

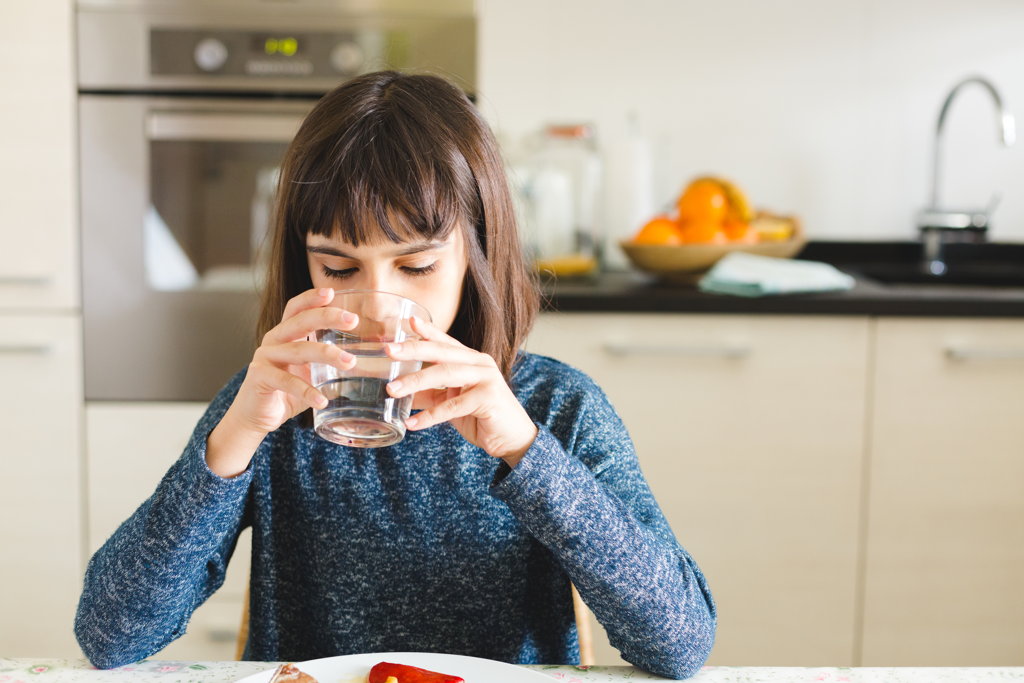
left=309, top=290, right=431, bottom=448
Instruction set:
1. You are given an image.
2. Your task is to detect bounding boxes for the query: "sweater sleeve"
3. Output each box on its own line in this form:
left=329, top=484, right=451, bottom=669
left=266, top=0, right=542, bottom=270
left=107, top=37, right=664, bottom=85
left=490, top=382, right=716, bottom=679
left=74, top=373, right=254, bottom=669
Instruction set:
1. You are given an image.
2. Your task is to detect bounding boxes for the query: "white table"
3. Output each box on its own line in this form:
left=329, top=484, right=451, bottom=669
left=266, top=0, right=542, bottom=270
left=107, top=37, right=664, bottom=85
left=2, top=659, right=1023, bottom=682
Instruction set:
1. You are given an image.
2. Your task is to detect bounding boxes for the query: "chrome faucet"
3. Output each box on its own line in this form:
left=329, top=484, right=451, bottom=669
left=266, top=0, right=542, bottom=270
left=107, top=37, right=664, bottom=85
left=917, top=75, right=1016, bottom=275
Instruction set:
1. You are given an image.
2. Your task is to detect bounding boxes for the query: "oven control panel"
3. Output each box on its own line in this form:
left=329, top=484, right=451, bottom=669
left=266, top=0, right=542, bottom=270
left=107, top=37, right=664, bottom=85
left=150, top=29, right=386, bottom=79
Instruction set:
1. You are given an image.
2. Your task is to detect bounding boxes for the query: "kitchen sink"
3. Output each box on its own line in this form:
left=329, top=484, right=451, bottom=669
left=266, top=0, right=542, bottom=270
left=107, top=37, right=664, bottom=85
left=850, top=263, right=1024, bottom=287
left=797, top=240, right=1024, bottom=288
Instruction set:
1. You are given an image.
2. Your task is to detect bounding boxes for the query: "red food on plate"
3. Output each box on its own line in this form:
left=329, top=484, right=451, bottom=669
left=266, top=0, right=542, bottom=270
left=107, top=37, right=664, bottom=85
left=368, top=661, right=465, bottom=683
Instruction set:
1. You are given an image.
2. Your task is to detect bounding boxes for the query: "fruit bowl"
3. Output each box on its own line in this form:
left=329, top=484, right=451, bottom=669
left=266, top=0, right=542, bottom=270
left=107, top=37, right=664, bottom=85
left=620, top=217, right=806, bottom=285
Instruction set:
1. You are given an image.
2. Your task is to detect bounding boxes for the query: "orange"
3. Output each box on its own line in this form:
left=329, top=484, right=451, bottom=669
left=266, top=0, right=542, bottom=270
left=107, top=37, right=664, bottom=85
left=632, top=216, right=684, bottom=245
left=680, top=219, right=727, bottom=244
left=723, top=219, right=757, bottom=243
left=677, top=179, right=729, bottom=224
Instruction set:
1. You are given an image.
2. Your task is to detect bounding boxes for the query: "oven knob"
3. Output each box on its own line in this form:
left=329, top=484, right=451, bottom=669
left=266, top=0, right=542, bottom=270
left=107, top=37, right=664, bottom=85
left=194, top=38, right=229, bottom=72
left=330, top=41, right=364, bottom=74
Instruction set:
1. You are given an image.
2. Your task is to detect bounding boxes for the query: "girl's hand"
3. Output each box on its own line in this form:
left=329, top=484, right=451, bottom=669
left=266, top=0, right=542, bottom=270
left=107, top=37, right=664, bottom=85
left=385, top=316, right=538, bottom=467
left=207, top=288, right=357, bottom=476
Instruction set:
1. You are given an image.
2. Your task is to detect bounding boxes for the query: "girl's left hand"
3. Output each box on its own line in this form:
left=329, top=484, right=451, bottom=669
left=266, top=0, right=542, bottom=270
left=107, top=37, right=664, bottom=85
left=385, top=316, right=537, bottom=467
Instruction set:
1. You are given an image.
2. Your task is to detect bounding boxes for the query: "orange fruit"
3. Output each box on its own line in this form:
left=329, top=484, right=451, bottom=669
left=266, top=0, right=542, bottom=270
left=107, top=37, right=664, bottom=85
left=680, top=219, right=726, bottom=244
left=632, top=216, right=684, bottom=245
left=723, top=219, right=757, bottom=243
left=677, top=179, right=729, bottom=224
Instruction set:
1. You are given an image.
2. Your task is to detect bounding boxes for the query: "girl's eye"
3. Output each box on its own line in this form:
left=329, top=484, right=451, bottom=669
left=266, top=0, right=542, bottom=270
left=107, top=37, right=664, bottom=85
left=400, top=263, right=438, bottom=276
left=321, top=265, right=357, bottom=279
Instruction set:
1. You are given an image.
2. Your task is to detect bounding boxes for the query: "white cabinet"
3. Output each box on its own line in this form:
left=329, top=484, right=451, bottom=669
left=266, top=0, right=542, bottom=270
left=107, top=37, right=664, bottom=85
left=0, top=2, right=78, bottom=311
left=0, top=0, right=82, bottom=659
left=527, top=313, right=871, bottom=666
left=862, top=318, right=1024, bottom=665
left=86, top=403, right=252, bottom=661
left=0, top=316, right=82, bottom=656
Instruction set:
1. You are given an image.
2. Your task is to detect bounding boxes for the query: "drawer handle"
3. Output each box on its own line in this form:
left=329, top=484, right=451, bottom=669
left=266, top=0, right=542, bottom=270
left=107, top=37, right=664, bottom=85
left=945, top=345, right=1024, bottom=361
left=0, top=275, right=50, bottom=286
left=0, top=344, right=52, bottom=355
left=602, top=342, right=751, bottom=358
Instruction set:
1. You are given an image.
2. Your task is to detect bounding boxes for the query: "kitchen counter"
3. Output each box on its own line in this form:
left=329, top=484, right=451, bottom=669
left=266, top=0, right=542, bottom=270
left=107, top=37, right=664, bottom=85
left=3, top=660, right=1023, bottom=682
left=544, top=241, right=1024, bottom=317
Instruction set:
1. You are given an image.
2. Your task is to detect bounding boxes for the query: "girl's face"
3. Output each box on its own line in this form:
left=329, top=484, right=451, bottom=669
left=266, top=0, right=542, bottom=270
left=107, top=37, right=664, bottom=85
left=305, top=228, right=469, bottom=332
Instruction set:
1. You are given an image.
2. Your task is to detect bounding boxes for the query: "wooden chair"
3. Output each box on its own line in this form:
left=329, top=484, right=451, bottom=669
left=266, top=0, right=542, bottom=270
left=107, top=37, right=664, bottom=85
left=234, top=583, right=595, bottom=665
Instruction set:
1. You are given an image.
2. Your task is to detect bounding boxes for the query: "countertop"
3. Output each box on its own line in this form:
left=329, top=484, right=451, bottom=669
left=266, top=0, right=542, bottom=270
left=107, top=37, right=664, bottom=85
left=3, top=660, right=1023, bottom=683
left=543, top=242, right=1024, bottom=317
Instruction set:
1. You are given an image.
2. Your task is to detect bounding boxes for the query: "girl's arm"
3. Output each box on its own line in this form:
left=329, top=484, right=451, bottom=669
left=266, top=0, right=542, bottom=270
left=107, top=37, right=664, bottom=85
left=490, top=376, right=716, bottom=680
left=74, top=372, right=253, bottom=669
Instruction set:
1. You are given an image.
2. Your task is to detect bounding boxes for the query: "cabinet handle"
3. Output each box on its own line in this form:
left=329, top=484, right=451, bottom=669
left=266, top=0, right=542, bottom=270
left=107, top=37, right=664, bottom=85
left=0, top=275, right=50, bottom=286
left=0, top=344, right=52, bottom=355
left=602, top=342, right=751, bottom=358
left=945, top=345, right=1024, bottom=361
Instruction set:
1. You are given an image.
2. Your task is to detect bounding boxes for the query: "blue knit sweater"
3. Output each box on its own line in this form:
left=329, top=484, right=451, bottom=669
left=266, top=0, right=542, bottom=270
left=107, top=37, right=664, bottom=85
left=75, top=352, right=716, bottom=678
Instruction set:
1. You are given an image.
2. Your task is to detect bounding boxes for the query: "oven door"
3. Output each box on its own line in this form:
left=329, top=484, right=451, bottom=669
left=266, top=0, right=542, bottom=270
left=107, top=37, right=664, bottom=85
left=80, top=95, right=314, bottom=401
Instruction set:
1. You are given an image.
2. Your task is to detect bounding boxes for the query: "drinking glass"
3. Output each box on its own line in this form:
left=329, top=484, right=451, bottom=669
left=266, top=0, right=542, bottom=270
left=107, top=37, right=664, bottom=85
left=309, top=290, right=430, bottom=447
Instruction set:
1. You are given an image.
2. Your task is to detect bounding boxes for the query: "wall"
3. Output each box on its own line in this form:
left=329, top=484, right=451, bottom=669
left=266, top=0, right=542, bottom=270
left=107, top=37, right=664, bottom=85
left=477, top=0, right=1024, bottom=243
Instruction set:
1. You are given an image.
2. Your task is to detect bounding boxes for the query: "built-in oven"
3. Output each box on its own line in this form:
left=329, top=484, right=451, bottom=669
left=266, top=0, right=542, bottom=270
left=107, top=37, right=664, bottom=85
left=77, top=0, right=476, bottom=401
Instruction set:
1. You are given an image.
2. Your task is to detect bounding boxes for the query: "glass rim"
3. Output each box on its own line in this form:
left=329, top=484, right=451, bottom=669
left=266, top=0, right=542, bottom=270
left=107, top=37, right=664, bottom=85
left=329, top=288, right=432, bottom=322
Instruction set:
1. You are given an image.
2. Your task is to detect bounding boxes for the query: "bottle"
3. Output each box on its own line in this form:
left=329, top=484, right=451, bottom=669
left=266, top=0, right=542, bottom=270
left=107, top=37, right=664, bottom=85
left=603, top=112, right=656, bottom=270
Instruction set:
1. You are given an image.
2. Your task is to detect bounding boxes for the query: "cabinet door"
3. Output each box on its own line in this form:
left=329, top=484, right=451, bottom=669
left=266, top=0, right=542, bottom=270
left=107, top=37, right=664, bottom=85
left=863, top=318, right=1024, bottom=665
left=0, top=2, right=78, bottom=310
left=527, top=313, right=870, bottom=666
left=86, top=403, right=251, bottom=661
left=0, top=315, right=82, bottom=656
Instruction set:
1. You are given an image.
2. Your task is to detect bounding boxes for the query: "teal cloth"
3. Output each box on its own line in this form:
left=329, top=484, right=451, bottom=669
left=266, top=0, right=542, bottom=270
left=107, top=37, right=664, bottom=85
left=698, top=252, right=855, bottom=297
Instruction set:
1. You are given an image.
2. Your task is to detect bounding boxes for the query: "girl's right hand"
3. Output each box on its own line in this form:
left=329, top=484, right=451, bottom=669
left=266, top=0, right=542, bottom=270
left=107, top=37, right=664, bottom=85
left=206, top=288, right=357, bottom=477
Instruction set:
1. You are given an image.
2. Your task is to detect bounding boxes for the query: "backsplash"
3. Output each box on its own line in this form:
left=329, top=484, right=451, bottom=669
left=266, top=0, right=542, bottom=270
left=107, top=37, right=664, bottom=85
left=476, top=0, right=1024, bottom=243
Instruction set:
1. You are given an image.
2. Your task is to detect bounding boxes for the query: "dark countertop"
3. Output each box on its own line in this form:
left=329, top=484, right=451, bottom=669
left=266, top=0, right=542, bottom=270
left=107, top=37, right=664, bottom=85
left=541, top=241, right=1024, bottom=317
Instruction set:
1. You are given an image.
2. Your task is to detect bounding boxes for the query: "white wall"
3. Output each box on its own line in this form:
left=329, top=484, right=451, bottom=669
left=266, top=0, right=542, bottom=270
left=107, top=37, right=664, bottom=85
left=477, top=0, right=1024, bottom=242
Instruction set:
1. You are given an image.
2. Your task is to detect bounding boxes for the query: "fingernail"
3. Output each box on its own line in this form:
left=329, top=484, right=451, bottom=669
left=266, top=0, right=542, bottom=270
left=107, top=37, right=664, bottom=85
left=341, top=311, right=357, bottom=324
left=318, top=288, right=332, bottom=298
left=387, top=342, right=401, bottom=354
left=405, top=415, right=418, bottom=428
left=317, top=394, right=329, bottom=408
left=388, top=380, right=404, bottom=394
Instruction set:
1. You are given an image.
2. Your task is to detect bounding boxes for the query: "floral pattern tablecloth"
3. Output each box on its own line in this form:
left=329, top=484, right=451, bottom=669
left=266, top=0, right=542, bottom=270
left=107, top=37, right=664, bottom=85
left=2, top=660, right=1023, bottom=683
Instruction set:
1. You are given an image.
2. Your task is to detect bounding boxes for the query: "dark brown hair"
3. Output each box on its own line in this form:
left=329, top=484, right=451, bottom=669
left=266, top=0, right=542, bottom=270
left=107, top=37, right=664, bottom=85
left=258, top=71, right=539, bottom=379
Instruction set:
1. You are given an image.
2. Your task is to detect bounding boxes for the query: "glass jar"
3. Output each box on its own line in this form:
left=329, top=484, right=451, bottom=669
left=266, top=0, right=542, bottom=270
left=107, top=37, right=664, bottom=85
left=513, top=123, right=603, bottom=276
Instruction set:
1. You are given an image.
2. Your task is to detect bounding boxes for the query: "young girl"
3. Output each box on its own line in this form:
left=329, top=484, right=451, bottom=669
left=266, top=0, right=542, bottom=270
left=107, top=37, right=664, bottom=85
left=74, top=71, right=716, bottom=680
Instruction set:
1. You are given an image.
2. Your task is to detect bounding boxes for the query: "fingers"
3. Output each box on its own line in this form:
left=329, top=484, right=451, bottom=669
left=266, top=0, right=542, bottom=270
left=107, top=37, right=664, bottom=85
left=281, top=287, right=334, bottom=322
left=386, top=338, right=495, bottom=369
left=405, top=390, right=480, bottom=431
left=409, top=315, right=465, bottom=348
left=264, top=304, right=358, bottom=346
left=254, top=340, right=356, bottom=370
left=387, top=361, right=487, bottom=399
left=248, top=363, right=329, bottom=409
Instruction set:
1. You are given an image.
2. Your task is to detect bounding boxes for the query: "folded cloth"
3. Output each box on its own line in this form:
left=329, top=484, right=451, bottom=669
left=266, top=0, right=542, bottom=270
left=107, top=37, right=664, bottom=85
left=698, top=252, right=855, bottom=297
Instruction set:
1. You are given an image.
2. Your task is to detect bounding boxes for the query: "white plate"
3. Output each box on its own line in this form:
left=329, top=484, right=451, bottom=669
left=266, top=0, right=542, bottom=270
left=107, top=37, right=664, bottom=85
left=236, top=652, right=554, bottom=683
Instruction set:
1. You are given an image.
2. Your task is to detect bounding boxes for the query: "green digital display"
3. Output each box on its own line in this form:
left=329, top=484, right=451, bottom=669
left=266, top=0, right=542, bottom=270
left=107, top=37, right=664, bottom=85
left=264, top=37, right=299, bottom=57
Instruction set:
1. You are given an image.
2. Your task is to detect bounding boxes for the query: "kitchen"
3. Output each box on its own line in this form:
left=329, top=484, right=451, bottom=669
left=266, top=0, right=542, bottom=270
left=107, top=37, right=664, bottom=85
left=1, top=0, right=1022, bottom=681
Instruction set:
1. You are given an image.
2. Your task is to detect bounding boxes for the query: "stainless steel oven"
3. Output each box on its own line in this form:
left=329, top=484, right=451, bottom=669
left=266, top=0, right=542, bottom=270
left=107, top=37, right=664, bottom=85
left=78, top=0, right=476, bottom=401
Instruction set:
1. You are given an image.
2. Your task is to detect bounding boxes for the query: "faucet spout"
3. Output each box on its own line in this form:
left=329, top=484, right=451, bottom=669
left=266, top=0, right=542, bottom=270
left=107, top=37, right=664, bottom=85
left=930, top=75, right=1016, bottom=208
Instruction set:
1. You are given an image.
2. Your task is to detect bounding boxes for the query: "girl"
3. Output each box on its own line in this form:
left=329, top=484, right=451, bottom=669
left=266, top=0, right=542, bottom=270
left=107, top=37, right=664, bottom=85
left=75, top=71, right=716, bottom=680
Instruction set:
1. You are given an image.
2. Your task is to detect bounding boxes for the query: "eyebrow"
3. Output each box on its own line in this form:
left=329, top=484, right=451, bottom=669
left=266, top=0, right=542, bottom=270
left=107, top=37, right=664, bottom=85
left=306, top=241, right=444, bottom=258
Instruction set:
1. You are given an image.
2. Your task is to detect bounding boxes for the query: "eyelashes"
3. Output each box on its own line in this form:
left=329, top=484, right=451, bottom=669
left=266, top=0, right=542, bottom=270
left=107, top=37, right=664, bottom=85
left=320, top=263, right=438, bottom=280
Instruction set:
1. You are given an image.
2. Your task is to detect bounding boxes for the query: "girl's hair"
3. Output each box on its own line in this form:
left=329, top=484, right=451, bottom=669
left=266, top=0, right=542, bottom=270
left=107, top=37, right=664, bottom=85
left=258, top=71, right=539, bottom=379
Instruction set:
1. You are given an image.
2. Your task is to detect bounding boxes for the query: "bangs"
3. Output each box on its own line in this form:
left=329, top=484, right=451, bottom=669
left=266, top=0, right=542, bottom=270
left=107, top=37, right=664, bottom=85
left=287, top=96, right=479, bottom=247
